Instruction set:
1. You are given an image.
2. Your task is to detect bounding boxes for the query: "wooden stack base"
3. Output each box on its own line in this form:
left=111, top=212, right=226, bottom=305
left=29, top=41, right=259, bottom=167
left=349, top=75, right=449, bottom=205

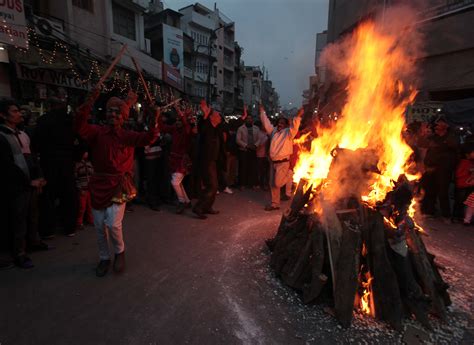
left=267, top=183, right=450, bottom=330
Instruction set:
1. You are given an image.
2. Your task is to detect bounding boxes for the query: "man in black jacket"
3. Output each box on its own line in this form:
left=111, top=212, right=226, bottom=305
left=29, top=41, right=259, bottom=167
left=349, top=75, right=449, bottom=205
left=33, top=97, right=77, bottom=237
left=192, top=100, right=226, bottom=219
left=0, top=99, right=46, bottom=268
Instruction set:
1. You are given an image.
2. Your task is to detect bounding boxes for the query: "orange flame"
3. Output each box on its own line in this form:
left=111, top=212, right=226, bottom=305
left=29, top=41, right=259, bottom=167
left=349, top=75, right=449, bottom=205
left=360, top=272, right=374, bottom=316
left=293, top=21, right=419, bottom=205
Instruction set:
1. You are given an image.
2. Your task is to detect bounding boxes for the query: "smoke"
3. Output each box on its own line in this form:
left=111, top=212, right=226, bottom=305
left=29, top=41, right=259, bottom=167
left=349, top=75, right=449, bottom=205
left=320, top=4, right=424, bottom=91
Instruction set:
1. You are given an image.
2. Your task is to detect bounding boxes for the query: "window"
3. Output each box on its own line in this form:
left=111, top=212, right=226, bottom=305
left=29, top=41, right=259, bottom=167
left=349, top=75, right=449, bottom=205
left=73, top=0, right=94, bottom=12
left=113, top=2, right=136, bottom=40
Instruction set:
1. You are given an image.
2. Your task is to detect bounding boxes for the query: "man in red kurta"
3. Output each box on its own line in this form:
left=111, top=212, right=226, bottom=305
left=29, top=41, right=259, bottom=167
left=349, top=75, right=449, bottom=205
left=160, top=105, right=192, bottom=214
left=75, top=90, right=159, bottom=277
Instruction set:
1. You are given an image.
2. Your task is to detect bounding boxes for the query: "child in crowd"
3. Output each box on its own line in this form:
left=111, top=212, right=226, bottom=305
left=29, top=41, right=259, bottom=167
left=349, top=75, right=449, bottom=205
left=75, top=151, right=94, bottom=230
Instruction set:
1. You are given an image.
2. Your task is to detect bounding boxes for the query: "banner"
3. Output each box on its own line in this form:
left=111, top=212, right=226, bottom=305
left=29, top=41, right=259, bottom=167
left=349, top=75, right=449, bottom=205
left=162, top=23, right=183, bottom=91
left=15, top=63, right=93, bottom=91
left=0, top=0, right=28, bottom=48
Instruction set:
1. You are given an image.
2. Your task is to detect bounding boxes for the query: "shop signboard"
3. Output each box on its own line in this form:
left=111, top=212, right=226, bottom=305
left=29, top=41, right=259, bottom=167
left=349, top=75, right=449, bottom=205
left=162, top=23, right=183, bottom=91
left=15, top=63, right=93, bottom=91
left=406, top=102, right=443, bottom=123
left=0, top=0, right=28, bottom=48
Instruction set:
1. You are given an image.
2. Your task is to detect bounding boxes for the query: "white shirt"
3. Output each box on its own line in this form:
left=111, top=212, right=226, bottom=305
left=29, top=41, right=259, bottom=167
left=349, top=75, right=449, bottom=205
left=260, top=110, right=301, bottom=161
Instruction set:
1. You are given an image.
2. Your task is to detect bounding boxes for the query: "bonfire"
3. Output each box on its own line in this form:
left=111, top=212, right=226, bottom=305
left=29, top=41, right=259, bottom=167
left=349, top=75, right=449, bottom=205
left=267, top=13, right=450, bottom=330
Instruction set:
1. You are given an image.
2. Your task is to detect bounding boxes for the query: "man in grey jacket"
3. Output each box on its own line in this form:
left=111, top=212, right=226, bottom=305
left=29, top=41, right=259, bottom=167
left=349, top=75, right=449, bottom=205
left=236, top=116, right=262, bottom=188
left=260, top=105, right=303, bottom=210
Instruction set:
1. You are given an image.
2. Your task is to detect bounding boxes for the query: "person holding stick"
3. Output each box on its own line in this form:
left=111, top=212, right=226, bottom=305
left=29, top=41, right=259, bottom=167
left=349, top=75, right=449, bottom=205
left=75, top=89, right=160, bottom=277
left=192, top=100, right=226, bottom=219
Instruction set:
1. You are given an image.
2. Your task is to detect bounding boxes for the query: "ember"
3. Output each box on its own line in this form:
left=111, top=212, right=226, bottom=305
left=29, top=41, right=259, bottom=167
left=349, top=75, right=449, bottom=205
left=267, top=8, right=450, bottom=330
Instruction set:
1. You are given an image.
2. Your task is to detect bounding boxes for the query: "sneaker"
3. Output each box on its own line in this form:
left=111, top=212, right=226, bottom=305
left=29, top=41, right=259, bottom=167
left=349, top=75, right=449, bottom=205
left=113, top=252, right=126, bottom=273
left=96, top=259, right=111, bottom=277
left=264, top=205, right=280, bottom=211
left=14, top=255, right=34, bottom=269
left=223, top=187, right=233, bottom=194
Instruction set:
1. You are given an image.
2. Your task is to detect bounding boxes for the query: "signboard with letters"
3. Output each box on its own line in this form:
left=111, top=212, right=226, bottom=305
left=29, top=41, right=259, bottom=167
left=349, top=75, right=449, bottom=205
left=0, top=0, right=28, bottom=48
left=15, top=63, right=93, bottom=91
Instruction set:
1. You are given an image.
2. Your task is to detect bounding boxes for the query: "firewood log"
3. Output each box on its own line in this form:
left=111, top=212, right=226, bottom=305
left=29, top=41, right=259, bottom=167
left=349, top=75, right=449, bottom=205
left=334, top=221, right=362, bottom=327
left=406, top=229, right=447, bottom=320
left=366, top=210, right=403, bottom=330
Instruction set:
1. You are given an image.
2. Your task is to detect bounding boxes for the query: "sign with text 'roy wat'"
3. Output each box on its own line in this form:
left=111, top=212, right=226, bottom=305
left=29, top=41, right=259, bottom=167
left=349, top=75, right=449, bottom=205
left=0, top=0, right=28, bottom=48
left=15, top=63, right=93, bottom=91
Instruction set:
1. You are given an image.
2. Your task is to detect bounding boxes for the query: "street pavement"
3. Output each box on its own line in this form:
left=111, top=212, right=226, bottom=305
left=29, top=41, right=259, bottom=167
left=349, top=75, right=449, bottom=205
left=1, top=190, right=473, bottom=345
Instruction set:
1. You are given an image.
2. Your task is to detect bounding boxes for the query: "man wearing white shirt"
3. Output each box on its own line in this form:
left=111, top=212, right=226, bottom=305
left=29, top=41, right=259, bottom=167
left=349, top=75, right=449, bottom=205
left=259, top=105, right=303, bottom=211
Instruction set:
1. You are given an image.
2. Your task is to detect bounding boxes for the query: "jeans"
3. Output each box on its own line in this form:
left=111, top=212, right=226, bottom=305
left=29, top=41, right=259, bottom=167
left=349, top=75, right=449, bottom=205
left=92, top=203, right=126, bottom=260
left=171, top=172, right=190, bottom=204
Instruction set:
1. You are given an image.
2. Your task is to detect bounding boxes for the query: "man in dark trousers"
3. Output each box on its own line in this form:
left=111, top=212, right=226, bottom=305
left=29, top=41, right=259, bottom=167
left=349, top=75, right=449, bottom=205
left=33, top=96, right=77, bottom=237
left=419, top=119, right=459, bottom=221
left=0, top=99, right=46, bottom=268
left=192, top=100, right=226, bottom=219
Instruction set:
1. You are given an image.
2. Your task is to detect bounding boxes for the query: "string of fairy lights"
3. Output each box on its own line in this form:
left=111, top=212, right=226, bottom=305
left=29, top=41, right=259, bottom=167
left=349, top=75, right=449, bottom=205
left=5, top=21, right=199, bottom=111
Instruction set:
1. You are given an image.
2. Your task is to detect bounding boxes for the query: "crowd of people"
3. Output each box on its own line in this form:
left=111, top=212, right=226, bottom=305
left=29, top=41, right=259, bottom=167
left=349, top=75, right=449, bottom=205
left=0, top=90, right=302, bottom=275
left=1, top=88, right=471, bottom=276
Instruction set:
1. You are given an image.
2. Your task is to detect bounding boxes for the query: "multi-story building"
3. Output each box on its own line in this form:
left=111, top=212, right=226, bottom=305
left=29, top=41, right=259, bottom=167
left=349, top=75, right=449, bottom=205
left=179, top=2, right=239, bottom=113
left=242, top=65, right=263, bottom=116
left=7, top=0, right=162, bottom=104
left=326, top=0, right=474, bottom=106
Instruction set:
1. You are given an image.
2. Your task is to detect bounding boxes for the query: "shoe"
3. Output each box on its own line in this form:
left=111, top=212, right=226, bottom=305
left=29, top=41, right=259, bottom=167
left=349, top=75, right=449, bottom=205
left=0, top=258, right=14, bottom=270
left=14, top=255, right=34, bottom=269
left=280, top=195, right=291, bottom=201
left=176, top=203, right=185, bottom=214
left=113, top=252, right=126, bottom=273
left=264, top=205, right=280, bottom=211
left=96, top=259, right=111, bottom=277
left=223, top=187, right=233, bottom=194
left=66, top=232, right=76, bottom=237
left=192, top=207, right=208, bottom=220
left=185, top=202, right=192, bottom=209
left=205, top=209, right=220, bottom=215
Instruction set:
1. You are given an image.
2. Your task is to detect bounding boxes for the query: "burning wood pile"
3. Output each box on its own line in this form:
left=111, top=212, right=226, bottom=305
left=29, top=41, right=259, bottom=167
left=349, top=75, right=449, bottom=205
left=267, top=10, right=451, bottom=330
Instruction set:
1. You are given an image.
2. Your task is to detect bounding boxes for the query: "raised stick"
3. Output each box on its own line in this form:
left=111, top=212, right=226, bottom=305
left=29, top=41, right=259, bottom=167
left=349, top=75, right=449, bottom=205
left=96, top=44, right=127, bottom=90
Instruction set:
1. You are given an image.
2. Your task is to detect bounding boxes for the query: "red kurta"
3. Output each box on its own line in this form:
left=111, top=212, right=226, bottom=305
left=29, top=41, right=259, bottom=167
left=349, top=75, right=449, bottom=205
left=456, top=159, right=474, bottom=189
left=75, top=103, right=159, bottom=209
left=160, top=117, right=191, bottom=173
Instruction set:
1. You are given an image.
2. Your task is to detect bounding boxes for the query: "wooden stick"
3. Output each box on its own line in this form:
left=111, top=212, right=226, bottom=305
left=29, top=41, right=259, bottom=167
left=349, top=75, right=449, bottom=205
left=129, top=54, right=153, bottom=104
left=96, top=44, right=127, bottom=90
left=159, top=98, right=181, bottom=111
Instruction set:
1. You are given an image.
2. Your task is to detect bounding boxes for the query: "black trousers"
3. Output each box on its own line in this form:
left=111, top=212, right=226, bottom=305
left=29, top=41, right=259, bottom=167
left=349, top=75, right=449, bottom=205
left=238, top=150, right=257, bottom=187
left=42, top=158, right=77, bottom=235
left=421, top=168, right=452, bottom=217
left=0, top=190, right=30, bottom=258
left=144, top=158, right=160, bottom=207
left=257, top=157, right=269, bottom=189
left=195, top=160, right=218, bottom=212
